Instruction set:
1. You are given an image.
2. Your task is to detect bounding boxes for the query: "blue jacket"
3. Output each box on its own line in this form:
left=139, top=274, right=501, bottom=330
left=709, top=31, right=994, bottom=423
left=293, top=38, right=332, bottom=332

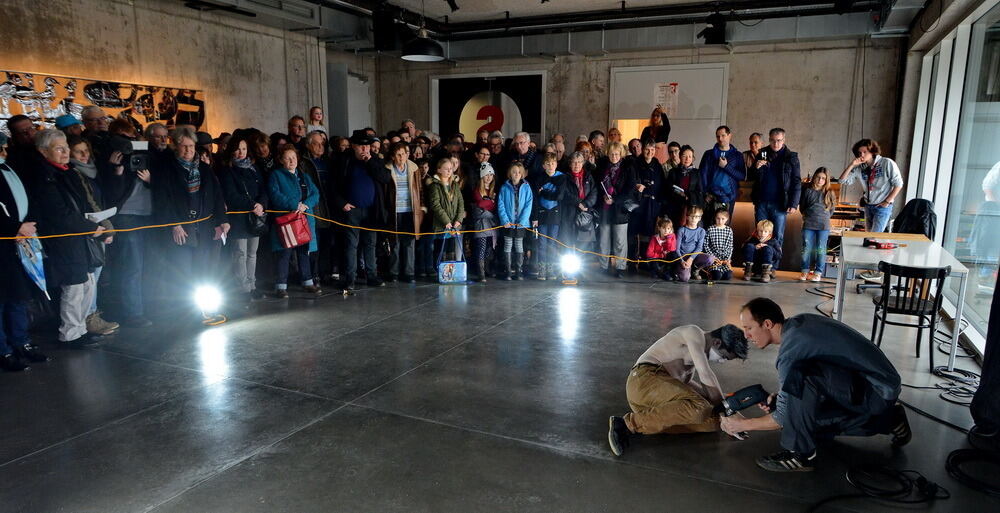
left=498, top=180, right=533, bottom=227
left=698, top=145, right=746, bottom=204
left=268, top=167, right=320, bottom=252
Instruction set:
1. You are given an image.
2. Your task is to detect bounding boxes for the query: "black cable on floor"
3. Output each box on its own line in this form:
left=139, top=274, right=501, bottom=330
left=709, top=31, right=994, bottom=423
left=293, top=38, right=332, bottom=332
left=946, top=449, right=1000, bottom=498
left=898, top=399, right=970, bottom=434
left=807, top=465, right=950, bottom=512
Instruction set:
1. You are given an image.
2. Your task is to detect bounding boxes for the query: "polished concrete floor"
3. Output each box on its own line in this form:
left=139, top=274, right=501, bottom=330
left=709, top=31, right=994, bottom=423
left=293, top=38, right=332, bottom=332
left=1, top=269, right=995, bottom=512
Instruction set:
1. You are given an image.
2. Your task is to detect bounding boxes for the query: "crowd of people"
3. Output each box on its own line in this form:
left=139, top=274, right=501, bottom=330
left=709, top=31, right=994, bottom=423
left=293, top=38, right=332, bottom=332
left=0, top=102, right=903, bottom=371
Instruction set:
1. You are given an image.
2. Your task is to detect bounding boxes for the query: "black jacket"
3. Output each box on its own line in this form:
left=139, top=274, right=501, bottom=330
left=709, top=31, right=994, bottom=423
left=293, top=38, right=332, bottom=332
left=639, top=112, right=671, bottom=144
left=218, top=163, right=268, bottom=239
left=596, top=160, right=639, bottom=225
left=298, top=154, right=332, bottom=228
left=629, top=157, right=665, bottom=237
left=561, top=170, right=599, bottom=240
left=329, top=153, right=392, bottom=228
left=665, top=165, right=705, bottom=210
left=0, top=164, right=35, bottom=302
left=532, top=172, right=568, bottom=226
left=749, top=147, right=802, bottom=210
left=151, top=157, right=228, bottom=232
left=31, top=160, right=103, bottom=287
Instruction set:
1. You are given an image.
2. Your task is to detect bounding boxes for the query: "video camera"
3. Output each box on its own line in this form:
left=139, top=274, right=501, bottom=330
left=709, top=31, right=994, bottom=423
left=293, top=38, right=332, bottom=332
left=108, top=135, right=150, bottom=173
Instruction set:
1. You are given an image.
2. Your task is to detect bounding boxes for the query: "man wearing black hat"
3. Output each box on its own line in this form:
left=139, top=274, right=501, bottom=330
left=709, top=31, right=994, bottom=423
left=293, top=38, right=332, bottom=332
left=330, top=130, right=391, bottom=290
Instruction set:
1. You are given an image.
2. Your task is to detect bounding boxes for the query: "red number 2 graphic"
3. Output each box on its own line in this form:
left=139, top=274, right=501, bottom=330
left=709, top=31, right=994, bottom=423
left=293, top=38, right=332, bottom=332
left=477, top=105, right=504, bottom=133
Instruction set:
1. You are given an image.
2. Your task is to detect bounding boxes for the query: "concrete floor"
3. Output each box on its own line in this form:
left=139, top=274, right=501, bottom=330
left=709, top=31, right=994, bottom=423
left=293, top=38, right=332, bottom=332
left=1, top=269, right=995, bottom=513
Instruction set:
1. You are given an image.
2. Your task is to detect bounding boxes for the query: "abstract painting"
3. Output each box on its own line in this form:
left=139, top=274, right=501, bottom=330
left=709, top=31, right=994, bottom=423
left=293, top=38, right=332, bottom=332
left=0, top=70, right=206, bottom=136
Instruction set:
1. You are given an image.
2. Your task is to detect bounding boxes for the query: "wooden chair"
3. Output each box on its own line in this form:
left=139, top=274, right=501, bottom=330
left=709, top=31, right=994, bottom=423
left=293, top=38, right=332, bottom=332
left=871, top=261, right=950, bottom=372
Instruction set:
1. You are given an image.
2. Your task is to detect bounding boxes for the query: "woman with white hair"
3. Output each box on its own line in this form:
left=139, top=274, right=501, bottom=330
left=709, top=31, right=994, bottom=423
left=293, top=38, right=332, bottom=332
left=31, top=129, right=113, bottom=345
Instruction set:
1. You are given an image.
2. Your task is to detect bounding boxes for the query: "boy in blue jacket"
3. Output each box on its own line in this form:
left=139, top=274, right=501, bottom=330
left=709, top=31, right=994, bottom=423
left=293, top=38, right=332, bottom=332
left=498, top=162, right=534, bottom=280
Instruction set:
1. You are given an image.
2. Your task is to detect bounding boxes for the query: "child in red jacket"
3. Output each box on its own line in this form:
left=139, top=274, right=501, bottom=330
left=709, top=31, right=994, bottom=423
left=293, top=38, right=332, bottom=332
left=647, top=217, right=679, bottom=280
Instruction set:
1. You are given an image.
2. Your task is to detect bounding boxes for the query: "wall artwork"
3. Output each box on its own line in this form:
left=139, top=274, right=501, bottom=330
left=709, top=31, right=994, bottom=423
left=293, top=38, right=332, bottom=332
left=433, top=73, right=544, bottom=143
left=0, top=70, right=206, bottom=136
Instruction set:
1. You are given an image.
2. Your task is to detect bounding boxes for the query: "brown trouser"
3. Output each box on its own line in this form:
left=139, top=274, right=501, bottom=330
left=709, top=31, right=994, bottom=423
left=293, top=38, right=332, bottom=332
left=623, top=363, right=719, bottom=435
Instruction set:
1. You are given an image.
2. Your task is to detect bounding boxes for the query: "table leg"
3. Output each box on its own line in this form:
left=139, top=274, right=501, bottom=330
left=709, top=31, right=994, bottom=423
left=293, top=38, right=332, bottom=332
left=835, top=264, right=847, bottom=320
left=947, top=272, right=969, bottom=371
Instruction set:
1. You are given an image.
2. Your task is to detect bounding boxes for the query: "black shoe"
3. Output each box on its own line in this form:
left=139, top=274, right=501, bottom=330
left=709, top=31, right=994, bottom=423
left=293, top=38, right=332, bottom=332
left=250, top=289, right=266, bottom=301
left=388, top=275, right=398, bottom=283
left=68, top=334, right=102, bottom=348
left=890, top=403, right=912, bottom=448
left=14, top=344, right=50, bottom=363
left=400, top=275, right=416, bottom=283
left=969, top=425, right=1000, bottom=453
left=273, top=289, right=289, bottom=299
left=756, top=450, right=816, bottom=472
left=367, top=277, right=385, bottom=287
left=608, top=416, right=631, bottom=456
left=0, top=353, right=29, bottom=372
left=340, top=281, right=357, bottom=291
left=613, top=269, right=623, bottom=279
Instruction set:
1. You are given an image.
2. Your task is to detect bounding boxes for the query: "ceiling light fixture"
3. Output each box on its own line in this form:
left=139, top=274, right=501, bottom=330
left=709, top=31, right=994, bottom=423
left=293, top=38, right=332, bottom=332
left=401, top=0, right=445, bottom=62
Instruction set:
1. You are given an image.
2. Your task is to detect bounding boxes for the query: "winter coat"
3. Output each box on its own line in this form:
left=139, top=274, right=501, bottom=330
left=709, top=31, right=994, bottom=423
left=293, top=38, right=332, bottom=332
left=699, top=145, right=746, bottom=204
left=219, top=163, right=268, bottom=239
left=562, top=169, right=599, bottom=243
left=385, top=159, right=426, bottom=240
left=597, top=160, right=639, bottom=226
left=468, top=187, right=498, bottom=240
left=426, top=176, right=466, bottom=232
left=646, top=233, right=677, bottom=259
left=267, top=167, right=320, bottom=253
left=749, top=147, right=802, bottom=211
left=639, top=112, right=671, bottom=144
left=533, top=171, right=567, bottom=226
left=298, top=154, right=332, bottom=228
left=498, top=180, right=534, bottom=228
left=31, top=159, right=104, bottom=287
left=0, top=163, right=36, bottom=302
left=629, top=158, right=664, bottom=237
left=151, top=157, right=227, bottom=231
left=329, top=153, right=392, bottom=228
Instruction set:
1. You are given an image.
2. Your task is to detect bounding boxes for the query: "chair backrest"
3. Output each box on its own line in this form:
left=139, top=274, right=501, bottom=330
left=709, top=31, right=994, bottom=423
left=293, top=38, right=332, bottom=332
left=892, top=198, right=936, bottom=239
left=877, top=261, right=950, bottom=314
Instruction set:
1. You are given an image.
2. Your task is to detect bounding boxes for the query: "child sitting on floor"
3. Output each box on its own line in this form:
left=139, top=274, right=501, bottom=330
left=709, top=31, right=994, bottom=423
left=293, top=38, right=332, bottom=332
left=675, top=207, right=715, bottom=282
left=742, top=219, right=781, bottom=283
left=647, top=217, right=678, bottom=281
left=704, top=209, right=734, bottom=281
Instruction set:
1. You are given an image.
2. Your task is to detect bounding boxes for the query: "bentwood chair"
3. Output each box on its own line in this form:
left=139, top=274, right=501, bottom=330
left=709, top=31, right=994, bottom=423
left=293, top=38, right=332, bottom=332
left=871, top=261, right=950, bottom=372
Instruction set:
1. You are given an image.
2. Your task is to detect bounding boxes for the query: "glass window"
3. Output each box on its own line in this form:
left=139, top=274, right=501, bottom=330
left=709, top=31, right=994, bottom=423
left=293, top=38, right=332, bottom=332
left=942, top=3, right=1000, bottom=336
left=916, top=52, right=941, bottom=197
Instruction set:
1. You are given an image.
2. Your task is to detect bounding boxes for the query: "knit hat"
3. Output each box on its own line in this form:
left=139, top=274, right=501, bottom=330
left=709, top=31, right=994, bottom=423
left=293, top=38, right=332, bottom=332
left=479, top=162, right=495, bottom=178
left=55, top=114, right=82, bottom=130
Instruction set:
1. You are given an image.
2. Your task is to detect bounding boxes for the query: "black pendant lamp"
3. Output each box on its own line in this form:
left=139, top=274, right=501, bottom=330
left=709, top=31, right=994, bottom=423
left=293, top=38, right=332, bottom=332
left=401, top=0, right=444, bottom=62
left=401, top=27, right=444, bottom=62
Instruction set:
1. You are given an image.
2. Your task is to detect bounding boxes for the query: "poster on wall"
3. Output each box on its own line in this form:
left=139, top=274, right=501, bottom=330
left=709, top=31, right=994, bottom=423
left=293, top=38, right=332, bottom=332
left=435, top=74, right=543, bottom=143
left=0, top=70, right=206, bottom=136
left=653, top=82, right=679, bottom=117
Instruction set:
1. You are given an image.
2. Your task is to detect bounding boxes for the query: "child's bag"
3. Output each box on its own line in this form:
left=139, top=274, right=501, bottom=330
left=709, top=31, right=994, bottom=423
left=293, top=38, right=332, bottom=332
left=437, top=232, right=467, bottom=284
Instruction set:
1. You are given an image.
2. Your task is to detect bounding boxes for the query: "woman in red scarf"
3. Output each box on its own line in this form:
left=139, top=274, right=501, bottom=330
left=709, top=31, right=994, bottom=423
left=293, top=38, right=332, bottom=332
left=560, top=151, right=598, bottom=272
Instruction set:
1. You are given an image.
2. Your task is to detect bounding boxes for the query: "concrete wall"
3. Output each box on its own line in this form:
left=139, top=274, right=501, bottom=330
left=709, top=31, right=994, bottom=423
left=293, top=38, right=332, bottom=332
left=375, top=38, right=904, bottom=176
left=2, top=0, right=326, bottom=135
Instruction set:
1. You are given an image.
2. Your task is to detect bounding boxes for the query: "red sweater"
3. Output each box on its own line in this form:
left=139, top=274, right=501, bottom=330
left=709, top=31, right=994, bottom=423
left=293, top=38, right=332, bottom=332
left=646, top=234, right=677, bottom=259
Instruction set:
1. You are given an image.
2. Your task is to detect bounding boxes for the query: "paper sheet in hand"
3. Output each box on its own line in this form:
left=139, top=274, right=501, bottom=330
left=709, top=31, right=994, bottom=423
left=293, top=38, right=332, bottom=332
left=85, top=207, right=117, bottom=223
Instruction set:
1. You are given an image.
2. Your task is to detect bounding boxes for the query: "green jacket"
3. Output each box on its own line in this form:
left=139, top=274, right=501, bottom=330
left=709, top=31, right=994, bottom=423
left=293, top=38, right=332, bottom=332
left=426, top=176, right=465, bottom=232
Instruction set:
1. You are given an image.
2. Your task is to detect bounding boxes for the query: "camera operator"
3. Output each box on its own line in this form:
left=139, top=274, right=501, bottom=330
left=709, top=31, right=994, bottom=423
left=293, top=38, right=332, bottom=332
left=721, top=298, right=911, bottom=472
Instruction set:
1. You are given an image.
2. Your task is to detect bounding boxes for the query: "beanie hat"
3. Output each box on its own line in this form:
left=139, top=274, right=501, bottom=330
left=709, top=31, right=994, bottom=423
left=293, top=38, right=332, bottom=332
left=479, top=162, right=495, bottom=178
left=55, top=114, right=82, bottom=130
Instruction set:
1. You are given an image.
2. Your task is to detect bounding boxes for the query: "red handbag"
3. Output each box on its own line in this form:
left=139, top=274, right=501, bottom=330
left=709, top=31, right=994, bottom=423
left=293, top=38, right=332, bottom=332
left=275, top=212, right=312, bottom=249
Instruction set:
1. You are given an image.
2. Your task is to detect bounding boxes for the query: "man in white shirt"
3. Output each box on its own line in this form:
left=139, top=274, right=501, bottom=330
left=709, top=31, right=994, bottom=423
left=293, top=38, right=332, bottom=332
left=608, top=324, right=748, bottom=456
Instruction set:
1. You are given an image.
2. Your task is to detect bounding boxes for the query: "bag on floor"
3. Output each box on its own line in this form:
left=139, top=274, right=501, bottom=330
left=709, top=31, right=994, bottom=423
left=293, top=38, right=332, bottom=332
left=437, top=232, right=466, bottom=284
left=275, top=211, right=311, bottom=249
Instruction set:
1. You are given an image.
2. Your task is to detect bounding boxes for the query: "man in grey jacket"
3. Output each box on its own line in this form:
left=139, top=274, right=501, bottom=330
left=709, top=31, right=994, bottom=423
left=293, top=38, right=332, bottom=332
left=721, top=298, right=911, bottom=472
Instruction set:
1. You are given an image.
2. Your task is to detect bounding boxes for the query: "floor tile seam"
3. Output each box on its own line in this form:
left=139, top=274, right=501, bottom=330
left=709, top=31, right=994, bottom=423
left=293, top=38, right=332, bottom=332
left=0, top=386, right=208, bottom=469
left=341, top=402, right=856, bottom=510
left=142, top=402, right=350, bottom=513
left=296, top=295, right=441, bottom=351
left=344, top=292, right=558, bottom=405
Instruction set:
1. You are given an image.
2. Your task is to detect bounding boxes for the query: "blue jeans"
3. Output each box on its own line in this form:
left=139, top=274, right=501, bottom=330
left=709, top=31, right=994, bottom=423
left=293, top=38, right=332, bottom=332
left=743, top=243, right=777, bottom=271
left=0, top=302, right=29, bottom=355
left=754, top=202, right=788, bottom=248
left=276, top=245, right=313, bottom=289
left=801, top=229, right=830, bottom=274
left=111, top=214, right=149, bottom=319
left=865, top=204, right=892, bottom=233
left=537, top=224, right=560, bottom=266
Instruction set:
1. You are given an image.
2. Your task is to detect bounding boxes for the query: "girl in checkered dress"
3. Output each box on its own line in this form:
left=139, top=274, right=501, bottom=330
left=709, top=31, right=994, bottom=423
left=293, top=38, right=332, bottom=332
left=704, top=209, right=734, bottom=280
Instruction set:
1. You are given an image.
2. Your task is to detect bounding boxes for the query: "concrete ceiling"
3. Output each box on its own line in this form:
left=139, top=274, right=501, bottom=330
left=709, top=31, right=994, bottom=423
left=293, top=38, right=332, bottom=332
left=388, top=0, right=696, bottom=24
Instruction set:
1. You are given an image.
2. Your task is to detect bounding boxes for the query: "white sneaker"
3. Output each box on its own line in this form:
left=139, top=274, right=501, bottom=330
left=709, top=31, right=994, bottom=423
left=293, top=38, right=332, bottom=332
left=799, top=273, right=809, bottom=281
left=811, top=274, right=822, bottom=282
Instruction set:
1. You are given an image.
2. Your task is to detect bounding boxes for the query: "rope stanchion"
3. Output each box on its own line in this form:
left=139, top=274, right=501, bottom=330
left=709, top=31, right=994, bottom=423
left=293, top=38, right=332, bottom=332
left=2, top=209, right=711, bottom=266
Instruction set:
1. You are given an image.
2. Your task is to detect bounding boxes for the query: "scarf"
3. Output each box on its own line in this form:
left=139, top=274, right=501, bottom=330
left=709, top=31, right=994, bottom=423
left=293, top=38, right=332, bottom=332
left=603, top=161, right=621, bottom=195
left=71, top=158, right=98, bottom=179
left=571, top=170, right=585, bottom=200
left=178, top=158, right=201, bottom=194
left=233, top=157, right=254, bottom=169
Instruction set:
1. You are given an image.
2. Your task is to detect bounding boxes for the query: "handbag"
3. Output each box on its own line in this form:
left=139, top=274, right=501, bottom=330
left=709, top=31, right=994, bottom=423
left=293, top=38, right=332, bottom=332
left=237, top=168, right=269, bottom=237
left=275, top=211, right=312, bottom=249
left=575, top=209, right=596, bottom=230
left=86, top=237, right=106, bottom=268
left=436, top=232, right=467, bottom=284
left=622, top=199, right=640, bottom=213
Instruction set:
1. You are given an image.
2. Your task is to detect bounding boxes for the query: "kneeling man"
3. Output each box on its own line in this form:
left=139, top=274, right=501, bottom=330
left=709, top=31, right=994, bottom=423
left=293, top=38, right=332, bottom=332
left=608, top=323, right=748, bottom=456
left=721, top=298, right=911, bottom=472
